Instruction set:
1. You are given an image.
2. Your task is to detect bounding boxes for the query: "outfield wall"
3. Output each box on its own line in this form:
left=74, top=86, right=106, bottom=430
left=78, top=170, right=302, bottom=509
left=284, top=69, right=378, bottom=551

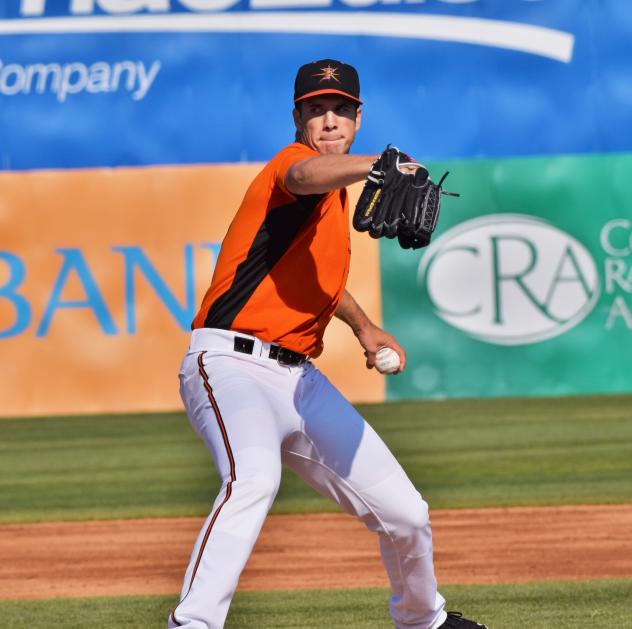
left=0, top=168, right=383, bottom=416
left=1, top=2, right=631, bottom=415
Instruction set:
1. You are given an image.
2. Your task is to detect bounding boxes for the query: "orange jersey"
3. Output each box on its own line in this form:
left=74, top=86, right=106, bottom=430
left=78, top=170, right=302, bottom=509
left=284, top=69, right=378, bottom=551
left=192, top=143, right=351, bottom=358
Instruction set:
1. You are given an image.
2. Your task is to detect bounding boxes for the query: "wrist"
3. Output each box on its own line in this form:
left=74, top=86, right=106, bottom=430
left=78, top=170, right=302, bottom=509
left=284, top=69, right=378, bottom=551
left=351, top=320, right=373, bottom=338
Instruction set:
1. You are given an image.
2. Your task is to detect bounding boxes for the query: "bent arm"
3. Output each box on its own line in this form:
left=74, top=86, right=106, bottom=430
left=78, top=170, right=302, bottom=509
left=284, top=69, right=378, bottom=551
left=335, top=290, right=406, bottom=373
left=286, top=154, right=377, bottom=195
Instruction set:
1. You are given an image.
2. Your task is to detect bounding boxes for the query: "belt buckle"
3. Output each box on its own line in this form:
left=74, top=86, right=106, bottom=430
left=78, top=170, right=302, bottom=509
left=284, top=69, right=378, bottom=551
left=275, top=347, right=296, bottom=367
left=269, top=344, right=306, bottom=367
left=273, top=346, right=305, bottom=367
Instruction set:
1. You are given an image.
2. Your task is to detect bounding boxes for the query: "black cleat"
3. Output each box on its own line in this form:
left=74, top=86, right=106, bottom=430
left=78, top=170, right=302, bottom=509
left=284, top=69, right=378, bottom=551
left=438, top=611, right=489, bottom=628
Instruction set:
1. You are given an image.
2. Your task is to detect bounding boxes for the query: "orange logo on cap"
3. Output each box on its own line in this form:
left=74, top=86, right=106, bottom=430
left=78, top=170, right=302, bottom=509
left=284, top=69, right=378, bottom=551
left=314, top=65, right=340, bottom=83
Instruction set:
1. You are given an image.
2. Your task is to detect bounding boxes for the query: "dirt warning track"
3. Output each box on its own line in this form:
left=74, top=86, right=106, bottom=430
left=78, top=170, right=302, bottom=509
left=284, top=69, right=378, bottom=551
left=2, top=504, right=631, bottom=600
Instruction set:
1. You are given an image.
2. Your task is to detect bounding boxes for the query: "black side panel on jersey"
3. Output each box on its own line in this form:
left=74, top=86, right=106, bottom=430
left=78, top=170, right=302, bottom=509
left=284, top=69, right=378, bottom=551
left=203, top=194, right=323, bottom=330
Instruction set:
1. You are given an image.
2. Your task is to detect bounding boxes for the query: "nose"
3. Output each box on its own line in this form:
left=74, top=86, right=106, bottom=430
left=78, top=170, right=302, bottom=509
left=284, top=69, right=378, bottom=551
left=323, top=109, right=337, bottom=130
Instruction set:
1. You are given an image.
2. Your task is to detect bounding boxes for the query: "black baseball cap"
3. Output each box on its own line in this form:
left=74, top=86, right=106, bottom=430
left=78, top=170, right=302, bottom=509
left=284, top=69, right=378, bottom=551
left=294, top=59, right=362, bottom=105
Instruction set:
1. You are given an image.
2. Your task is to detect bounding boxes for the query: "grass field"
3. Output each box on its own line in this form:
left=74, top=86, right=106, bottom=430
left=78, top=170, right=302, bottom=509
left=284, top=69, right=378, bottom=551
left=2, top=394, right=631, bottom=627
left=1, top=582, right=631, bottom=628
left=1, top=395, right=631, bottom=523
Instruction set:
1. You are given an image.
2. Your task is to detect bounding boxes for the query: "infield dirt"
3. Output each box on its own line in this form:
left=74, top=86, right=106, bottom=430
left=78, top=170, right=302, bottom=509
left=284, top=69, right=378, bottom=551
left=2, top=504, right=631, bottom=600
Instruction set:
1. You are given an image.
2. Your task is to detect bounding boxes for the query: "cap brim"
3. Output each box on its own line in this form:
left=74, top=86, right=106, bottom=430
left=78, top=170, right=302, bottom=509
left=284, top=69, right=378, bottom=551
left=295, top=88, right=362, bottom=105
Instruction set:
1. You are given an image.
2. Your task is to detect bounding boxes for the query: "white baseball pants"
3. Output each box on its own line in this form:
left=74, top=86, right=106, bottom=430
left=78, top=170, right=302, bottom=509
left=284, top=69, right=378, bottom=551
left=169, top=328, right=447, bottom=629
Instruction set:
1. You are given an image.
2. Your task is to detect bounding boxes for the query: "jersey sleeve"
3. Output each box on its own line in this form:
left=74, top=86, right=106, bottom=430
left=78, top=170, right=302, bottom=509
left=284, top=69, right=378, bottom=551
left=273, top=143, right=319, bottom=196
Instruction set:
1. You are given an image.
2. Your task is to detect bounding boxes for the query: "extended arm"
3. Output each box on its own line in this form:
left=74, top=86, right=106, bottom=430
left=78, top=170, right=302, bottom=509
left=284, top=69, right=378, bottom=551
left=285, top=154, right=378, bottom=195
left=335, top=290, right=406, bottom=373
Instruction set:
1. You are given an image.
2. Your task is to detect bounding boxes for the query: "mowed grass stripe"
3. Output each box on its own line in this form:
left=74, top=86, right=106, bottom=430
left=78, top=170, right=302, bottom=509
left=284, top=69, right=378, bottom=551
left=1, top=581, right=631, bottom=628
left=1, top=395, right=631, bottom=523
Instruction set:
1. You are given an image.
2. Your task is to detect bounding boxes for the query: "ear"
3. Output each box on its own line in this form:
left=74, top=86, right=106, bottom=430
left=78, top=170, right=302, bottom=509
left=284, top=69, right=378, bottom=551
left=292, top=107, right=302, bottom=132
left=355, top=107, right=362, bottom=132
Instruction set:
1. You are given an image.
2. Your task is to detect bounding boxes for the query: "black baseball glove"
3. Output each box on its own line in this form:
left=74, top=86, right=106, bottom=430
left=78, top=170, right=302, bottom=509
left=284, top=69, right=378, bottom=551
left=353, top=145, right=458, bottom=250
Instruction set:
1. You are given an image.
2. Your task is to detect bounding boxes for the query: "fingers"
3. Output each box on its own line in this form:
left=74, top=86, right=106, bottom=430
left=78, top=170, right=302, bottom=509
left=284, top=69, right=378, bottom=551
left=372, top=343, right=407, bottom=375
left=363, top=350, right=375, bottom=370
left=397, top=348, right=407, bottom=373
left=399, top=164, right=418, bottom=174
left=362, top=335, right=405, bottom=374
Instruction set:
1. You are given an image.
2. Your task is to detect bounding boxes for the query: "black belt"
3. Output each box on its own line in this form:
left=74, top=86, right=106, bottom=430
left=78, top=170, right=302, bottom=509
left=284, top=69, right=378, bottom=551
left=233, top=336, right=308, bottom=366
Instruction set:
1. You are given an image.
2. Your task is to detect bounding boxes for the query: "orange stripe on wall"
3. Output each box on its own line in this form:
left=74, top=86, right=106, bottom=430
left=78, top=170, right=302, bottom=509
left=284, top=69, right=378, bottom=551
left=0, top=164, right=383, bottom=417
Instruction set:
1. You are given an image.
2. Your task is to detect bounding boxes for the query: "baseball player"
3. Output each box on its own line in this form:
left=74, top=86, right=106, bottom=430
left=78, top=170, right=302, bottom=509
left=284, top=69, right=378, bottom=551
left=169, top=59, right=488, bottom=629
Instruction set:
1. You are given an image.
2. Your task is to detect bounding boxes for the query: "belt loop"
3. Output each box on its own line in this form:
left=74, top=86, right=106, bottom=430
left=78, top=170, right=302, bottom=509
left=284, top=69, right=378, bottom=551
left=233, top=336, right=255, bottom=355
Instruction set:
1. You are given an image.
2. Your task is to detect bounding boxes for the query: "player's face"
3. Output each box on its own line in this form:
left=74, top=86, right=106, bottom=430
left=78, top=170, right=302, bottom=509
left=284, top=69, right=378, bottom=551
left=293, top=95, right=362, bottom=155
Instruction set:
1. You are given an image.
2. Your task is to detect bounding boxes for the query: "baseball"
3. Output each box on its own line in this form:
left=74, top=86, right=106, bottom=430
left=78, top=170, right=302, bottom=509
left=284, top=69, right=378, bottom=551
left=375, top=347, right=401, bottom=374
